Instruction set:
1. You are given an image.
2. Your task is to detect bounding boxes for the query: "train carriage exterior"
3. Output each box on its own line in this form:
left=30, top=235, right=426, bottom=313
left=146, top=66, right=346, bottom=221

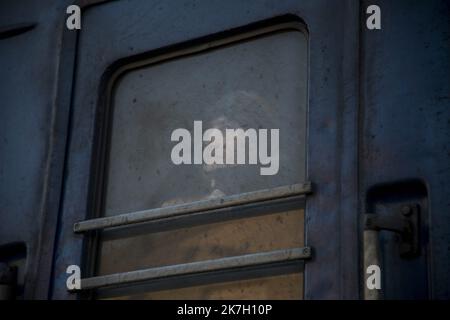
left=0, top=0, right=449, bottom=300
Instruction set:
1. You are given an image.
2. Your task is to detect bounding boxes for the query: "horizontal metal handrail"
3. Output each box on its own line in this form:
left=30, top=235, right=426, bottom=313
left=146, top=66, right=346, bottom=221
left=74, top=182, right=312, bottom=233
left=76, top=247, right=311, bottom=290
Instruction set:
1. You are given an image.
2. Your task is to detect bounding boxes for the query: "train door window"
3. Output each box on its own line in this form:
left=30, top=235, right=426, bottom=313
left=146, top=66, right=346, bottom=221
left=89, top=28, right=308, bottom=299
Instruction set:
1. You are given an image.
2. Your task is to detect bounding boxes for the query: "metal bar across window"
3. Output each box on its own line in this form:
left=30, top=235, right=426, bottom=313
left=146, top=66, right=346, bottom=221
left=74, top=182, right=312, bottom=233
left=76, top=247, right=311, bottom=290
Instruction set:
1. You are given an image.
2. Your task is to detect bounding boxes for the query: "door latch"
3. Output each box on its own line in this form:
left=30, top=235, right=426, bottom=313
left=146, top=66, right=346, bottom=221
left=364, top=204, right=420, bottom=258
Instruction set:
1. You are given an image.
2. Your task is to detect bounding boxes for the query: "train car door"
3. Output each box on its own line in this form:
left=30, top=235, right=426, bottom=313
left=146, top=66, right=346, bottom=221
left=52, top=0, right=360, bottom=299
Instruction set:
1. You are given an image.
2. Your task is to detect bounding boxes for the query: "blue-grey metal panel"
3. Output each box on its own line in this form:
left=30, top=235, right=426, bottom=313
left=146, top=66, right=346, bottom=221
left=360, top=0, right=450, bottom=299
left=50, top=0, right=360, bottom=299
left=0, top=0, right=74, bottom=299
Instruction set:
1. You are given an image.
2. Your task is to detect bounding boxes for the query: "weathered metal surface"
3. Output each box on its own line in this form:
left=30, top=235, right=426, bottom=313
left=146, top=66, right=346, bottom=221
left=74, top=183, right=311, bottom=232
left=360, top=0, right=450, bottom=299
left=51, top=0, right=361, bottom=300
left=0, top=0, right=77, bottom=299
left=364, top=204, right=420, bottom=258
left=78, top=247, right=310, bottom=290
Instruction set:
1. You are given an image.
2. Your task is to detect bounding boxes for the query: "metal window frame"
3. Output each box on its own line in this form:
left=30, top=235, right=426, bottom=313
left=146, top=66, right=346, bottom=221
left=52, top=0, right=360, bottom=300
left=74, top=23, right=312, bottom=294
left=73, top=182, right=312, bottom=292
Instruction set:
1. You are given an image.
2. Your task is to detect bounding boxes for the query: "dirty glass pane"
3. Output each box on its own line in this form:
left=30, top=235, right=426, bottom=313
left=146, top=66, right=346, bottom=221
left=103, top=272, right=303, bottom=300
left=105, top=30, right=307, bottom=216
left=96, top=30, right=308, bottom=299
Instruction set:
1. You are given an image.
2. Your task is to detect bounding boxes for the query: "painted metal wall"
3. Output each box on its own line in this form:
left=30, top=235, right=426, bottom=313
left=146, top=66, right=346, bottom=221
left=0, top=0, right=448, bottom=299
